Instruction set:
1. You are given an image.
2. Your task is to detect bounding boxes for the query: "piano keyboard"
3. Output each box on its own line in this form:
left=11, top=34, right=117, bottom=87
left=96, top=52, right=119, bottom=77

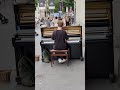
left=42, top=40, right=80, bottom=44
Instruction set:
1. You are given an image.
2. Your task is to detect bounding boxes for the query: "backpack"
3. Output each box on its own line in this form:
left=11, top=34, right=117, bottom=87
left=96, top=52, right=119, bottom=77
left=18, top=56, right=35, bottom=86
left=42, top=48, right=50, bottom=63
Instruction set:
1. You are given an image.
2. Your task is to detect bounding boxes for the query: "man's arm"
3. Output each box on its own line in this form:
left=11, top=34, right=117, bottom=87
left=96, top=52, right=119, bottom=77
left=52, top=31, right=55, bottom=40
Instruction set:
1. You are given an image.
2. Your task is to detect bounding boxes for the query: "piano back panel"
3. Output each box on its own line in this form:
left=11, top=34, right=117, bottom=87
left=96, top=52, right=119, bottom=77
left=41, top=26, right=82, bottom=38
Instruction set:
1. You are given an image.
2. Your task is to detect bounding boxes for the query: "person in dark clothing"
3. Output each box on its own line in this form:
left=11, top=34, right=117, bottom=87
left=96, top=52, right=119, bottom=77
left=65, top=16, right=70, bottom=26
left=52, top=20, right=69, bottom=63
left=47, top=17, right=51, bottom=27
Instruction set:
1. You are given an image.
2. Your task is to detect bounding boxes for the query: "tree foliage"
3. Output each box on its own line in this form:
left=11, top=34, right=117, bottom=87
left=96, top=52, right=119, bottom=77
left=54, top=0, right=59, bottom=13
left=63, top=0, right=74, bottom=8
left=54, top=0, right=74, bottom=13
left=35, top=0, right=38, bottom=9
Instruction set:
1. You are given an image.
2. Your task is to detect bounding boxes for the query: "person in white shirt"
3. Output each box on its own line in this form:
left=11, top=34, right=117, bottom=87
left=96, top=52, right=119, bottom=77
left=52, top=17, right=58, bottom=27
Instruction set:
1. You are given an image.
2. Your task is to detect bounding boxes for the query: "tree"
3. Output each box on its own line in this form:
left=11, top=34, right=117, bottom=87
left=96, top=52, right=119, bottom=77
left=54, top=0, right=59, bottom=13
left=54, top=0, right=74, bottom=13
left=63, top=0, right=74, bottom=11
left=35, top=0, right=38, bottom=10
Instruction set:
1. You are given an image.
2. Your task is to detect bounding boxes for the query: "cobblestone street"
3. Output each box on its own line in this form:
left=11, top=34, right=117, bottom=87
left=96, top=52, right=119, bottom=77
left=35, top=59, right=85, bottom=90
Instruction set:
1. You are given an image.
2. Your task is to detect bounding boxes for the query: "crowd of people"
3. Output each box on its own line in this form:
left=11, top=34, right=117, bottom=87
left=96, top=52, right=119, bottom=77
left=39, top=16, right=74, bottom=27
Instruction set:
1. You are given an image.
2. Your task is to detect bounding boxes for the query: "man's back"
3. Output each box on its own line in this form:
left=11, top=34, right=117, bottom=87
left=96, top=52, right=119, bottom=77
left=51, top=20, right=68, bottom=63
left=52, top=30, right=68, bottom=50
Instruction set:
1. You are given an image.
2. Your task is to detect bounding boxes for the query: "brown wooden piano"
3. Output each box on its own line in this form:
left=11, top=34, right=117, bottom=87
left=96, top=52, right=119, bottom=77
left=40, top=26, right=83, bottom=60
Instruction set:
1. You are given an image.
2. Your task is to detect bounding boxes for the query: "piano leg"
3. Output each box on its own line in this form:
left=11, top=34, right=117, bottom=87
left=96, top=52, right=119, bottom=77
left=51, top=56, right=54, bottom=67
left=16, top=76, right=21, bottom=85
left=67, top=48, right=70, bottom=66
left=67, top=55, right=69, bottom=66
left=51, top=60, right=52, bottom=67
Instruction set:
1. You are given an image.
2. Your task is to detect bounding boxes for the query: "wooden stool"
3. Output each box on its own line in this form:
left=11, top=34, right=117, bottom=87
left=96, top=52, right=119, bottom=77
left=50, top=50, right=69, bottom=67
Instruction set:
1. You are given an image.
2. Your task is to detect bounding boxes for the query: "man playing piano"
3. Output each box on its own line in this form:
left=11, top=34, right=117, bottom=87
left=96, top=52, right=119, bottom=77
left=52, top=20, right=69, bottom=63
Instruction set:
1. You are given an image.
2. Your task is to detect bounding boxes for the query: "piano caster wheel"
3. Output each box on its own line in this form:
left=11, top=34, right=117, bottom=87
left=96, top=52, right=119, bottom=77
left=41, top=59, right=44, bottom=62
left=80, top=57, right=84, bottom=61
left=16, top=76, right=21, bottom=85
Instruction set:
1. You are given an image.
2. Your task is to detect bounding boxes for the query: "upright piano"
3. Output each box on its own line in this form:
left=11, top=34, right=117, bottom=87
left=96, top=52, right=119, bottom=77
left=85, top=0, right=114, bottom=79
left=12, top=4, right=35, bottom=84
left=40, top=26, right=83, bottom=60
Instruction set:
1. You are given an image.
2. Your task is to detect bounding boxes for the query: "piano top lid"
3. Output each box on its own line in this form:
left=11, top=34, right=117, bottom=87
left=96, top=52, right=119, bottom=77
left=41, top=26, right=82, bottom=38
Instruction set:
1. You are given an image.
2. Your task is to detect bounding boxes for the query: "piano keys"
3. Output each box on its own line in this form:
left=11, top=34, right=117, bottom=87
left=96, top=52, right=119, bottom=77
left=41, top=38, right=80, bottom=44
left=42, top=40, right=80, bottom=44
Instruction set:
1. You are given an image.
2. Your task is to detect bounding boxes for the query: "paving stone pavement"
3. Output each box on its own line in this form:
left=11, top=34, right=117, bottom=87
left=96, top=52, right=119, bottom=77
left=35, top=23, right=85, bottom=90
left=35, top=60, right=85, bottom=90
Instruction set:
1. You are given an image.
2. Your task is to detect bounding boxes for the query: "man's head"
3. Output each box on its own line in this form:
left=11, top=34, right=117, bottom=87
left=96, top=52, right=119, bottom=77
left=57, top=20, right=63, bottom=27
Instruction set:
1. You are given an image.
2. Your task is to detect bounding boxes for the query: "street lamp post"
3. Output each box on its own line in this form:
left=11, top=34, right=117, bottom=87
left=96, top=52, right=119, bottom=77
left=59, top=0, right=63, bottom=18
left=49, top=0, right=55, bottom=17
left=74, top=1, right=76, bottom=24
left=45, top=0, right=49, bottom=17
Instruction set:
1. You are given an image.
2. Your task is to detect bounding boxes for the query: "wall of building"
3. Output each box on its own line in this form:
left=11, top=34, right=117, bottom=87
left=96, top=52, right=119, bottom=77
left=75, top=0, right=85, bottom=89
left=0, top=0, right=16, bottom=70
left=75, top=0, right=85, bottom=59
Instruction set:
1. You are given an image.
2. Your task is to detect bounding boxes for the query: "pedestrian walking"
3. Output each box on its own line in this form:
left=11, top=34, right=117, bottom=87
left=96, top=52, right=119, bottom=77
left=65, top=16, right=70, bottom=26
left=47, top=17, right=51, bottom=27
